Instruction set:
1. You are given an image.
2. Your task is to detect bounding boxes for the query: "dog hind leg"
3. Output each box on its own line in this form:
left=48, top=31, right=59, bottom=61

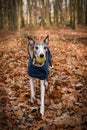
left=45, top=79, right=48, bottom=90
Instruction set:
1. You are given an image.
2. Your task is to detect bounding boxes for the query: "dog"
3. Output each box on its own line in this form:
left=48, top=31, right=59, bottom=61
left=27, top=35, right=52, bottom=117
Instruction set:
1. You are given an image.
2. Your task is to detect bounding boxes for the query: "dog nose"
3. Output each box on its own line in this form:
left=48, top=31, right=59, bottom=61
left=40, top=54, right=44, bottom=58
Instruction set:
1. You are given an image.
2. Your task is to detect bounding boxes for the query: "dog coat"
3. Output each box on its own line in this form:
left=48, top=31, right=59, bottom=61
left=28, top=49, right=52, bottom=80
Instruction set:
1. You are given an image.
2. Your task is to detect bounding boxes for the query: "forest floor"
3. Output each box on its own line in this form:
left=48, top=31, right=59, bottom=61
left=0, top=26, right=87, bottom=130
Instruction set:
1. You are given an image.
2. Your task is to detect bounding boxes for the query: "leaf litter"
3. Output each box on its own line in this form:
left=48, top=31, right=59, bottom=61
left=0, top=27, right=87, bottom=130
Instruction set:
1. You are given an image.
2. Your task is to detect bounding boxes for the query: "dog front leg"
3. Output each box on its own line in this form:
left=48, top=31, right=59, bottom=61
left=30, top=77, right=35, bottom=102
left=40, top=80, right=45, bottom=116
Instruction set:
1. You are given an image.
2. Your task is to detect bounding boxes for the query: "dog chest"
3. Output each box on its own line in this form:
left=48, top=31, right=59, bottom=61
left=28, top=58, right=49, bottom=80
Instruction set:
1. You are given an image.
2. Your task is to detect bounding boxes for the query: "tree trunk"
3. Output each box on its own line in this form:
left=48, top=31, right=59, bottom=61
left=65, top=0, right=68, bottom=20
left=59, top=0, right=63, bottom=24
left=41, top=0, right=45, bottom=27
left=85, top=0, right=87, bottom=25
left=46, top=0, right=51, bottom=27
left=54, top=0, right=58, bottom=26
left=69, top=0, right=78, bottom=29
left=17, top=0, right=24, bottom=31
left=7, top=0, right=17, bottom=30
left=73, top=0, right=78, bottom=29
left=0, top=0, right=4, bottom=29
left=83, top=0, right=86, bottom=25
left=27, top=0, right=33, bottom=26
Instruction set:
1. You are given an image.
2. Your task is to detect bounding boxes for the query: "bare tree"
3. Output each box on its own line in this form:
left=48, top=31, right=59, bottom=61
left=17, top=0, right=24, bottom=31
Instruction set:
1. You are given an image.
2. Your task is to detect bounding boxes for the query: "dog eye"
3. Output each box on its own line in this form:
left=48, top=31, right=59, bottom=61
left=35, top=46, right=38, bottom=50
left=44, top=47, right=47, bottom=49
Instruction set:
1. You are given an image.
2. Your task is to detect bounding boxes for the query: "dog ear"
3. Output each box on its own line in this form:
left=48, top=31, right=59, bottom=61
left=44, top=35, right=49, bottom=45
left=27, top=36, right=35, bottom=58
left=27, top=36, right=35, bottom=46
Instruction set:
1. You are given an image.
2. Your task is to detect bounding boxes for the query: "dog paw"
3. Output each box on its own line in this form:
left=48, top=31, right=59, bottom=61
left=31, top=98, right=34, bottom=103
left=31, top=97, right=36, bottom=103
left=37, top=99, right=41, bottom=105
left=39, top=112, right=46, bottom=120
left=40, top=106, right=44, bottom=117
left=41, top=115, right=46, bottom=120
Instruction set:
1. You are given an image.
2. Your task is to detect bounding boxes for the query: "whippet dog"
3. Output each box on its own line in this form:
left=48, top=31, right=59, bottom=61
left=27, top=35, right=52, bottom=117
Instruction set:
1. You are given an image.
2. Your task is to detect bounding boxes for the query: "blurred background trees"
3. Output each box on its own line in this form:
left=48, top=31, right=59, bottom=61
left=0, top=0, right=87, bottom=30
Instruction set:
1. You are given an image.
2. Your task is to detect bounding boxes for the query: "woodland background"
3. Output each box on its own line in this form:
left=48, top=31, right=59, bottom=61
left=0, top=0, right=87, bottom=30
left=0, top=0, right=87, bottom=130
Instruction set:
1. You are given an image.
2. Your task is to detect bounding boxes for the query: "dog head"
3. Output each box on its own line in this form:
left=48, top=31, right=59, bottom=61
left=27, top=35, right=49, bottom=65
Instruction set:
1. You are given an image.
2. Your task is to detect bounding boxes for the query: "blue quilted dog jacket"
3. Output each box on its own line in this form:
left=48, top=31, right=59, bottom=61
left=28, top=49, right=52, bottom=80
